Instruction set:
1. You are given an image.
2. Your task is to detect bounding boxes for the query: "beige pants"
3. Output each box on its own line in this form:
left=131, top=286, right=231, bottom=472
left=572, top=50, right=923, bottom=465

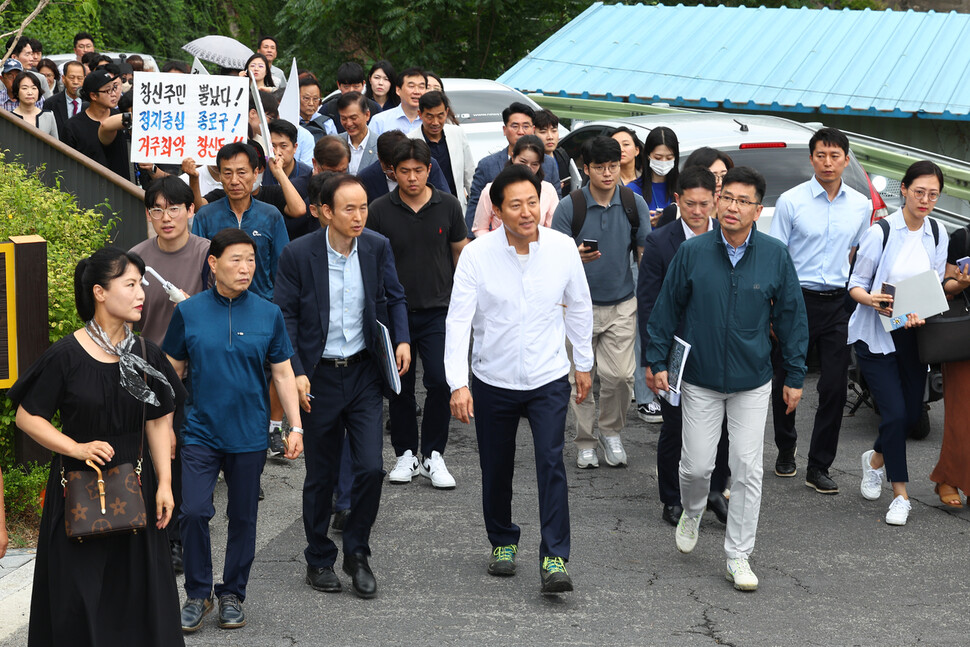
left=568, top=297, right=637, bottom=449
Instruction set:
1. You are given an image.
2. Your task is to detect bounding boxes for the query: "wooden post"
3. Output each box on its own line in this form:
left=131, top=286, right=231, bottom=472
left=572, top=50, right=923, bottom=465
left=10, top=235, right=50, bottom=466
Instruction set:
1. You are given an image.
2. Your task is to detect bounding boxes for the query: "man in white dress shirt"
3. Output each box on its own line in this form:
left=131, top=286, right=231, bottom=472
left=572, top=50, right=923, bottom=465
left=445, top=165, right=594, bottom=595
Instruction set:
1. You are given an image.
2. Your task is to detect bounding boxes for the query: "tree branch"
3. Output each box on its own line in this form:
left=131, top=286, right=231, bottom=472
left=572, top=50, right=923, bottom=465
left=0, top=0, right=51, bottom=64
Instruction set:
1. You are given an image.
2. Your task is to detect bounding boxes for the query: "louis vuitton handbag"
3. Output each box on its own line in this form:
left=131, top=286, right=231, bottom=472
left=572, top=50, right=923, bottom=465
left=61, top=338, right=150, bottom=541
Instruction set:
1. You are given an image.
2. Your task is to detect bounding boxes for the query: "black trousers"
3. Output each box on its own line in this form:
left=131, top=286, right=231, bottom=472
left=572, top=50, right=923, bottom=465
left=657, top=397, right=730, bottom=506
left=389, top=308, right=450, bottom=458
left=771, top=290, right=850, bottom=471
left=303, top=360, right=385, bottom=568
left=472, top=375, right=571, bottom=559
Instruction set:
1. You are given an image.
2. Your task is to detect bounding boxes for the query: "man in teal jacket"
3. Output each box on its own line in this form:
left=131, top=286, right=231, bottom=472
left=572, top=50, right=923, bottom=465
left=645, top=166, right=808, bottom=593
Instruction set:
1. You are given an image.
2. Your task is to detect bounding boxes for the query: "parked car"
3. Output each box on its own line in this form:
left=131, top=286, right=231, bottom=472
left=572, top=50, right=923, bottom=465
left=558, top=112, right=889, bottom=233
left=325, top=78, right=568, bottom=163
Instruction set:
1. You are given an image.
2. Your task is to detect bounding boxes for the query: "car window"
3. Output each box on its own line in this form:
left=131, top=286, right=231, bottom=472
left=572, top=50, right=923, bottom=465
left=559, top=126, right=611, bottom=167
left=726, top=148, right=870, bottom=207
left=451, top=91, right=534, bottom=124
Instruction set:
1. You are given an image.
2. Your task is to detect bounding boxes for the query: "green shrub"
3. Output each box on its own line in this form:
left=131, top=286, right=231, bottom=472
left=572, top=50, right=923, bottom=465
left=2, top=461, right=47, bottom=519
left=0, top=151, right=114, bottom=471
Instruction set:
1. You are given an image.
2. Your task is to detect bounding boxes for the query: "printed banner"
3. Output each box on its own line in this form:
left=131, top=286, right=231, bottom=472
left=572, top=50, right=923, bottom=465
left=131, top=71, right=248, bottom=165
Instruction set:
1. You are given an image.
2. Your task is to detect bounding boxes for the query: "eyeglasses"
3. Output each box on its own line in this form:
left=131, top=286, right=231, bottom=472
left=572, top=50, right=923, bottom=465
left=96, top=83, right=122, bottom=95
left=148, top=206, right=184, bottom=219
left=588, top=163, right=620, bottom=175
left=908, top=188, right=940, bottom=202
left=717, top=195, right=760, bottom=208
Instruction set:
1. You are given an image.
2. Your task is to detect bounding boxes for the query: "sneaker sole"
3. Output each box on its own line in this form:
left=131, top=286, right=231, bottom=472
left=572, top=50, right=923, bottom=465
left=804, top=480, right=839, bottom=495
left=576, top=460, right=599, bottom=469
left=388, top=470, right=418, bottom=484
left=726, top=572, right=758, bottom=591
left=540, top=578, right=574, bottom=594
left=638, top=415, right=663, bottom=423
left=774, top=466, right=796, bottom=477
left=885, top=517, right=908, bottom=526
left=487, top=564, right=516, bottom=576
left=418, top=466, right=457, bottom=489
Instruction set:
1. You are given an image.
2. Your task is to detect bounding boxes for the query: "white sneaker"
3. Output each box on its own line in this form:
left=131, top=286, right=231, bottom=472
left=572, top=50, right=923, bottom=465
left=598, top=434, right=628, bottom=466
left=860, top=450, right=885, bottom=501
left=577, top=448, right=599, bottom=469
left=726, top=557, right=759, bottom=591
left=675, top=510, right=703, bottom=554
left=388, top=450, right=419, bottom=484
left=419, top=451, right=456, bottom=489
left=886, top=495, right=911, bottom=526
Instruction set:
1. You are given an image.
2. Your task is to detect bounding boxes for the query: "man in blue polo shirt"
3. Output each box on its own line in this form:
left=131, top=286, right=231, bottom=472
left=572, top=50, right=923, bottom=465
left=163, top=228, right=305, bottom=634
left=191, top=142, right=290, bottom=302
left=552, top=136, right=650, bottom=470
left=768, top=127, right=871, bottom=494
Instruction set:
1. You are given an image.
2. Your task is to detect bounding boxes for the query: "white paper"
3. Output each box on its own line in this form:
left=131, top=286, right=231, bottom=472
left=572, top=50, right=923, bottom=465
left=131, top=71, right=248, bottom=165
left=880, top=269, right=949, bottom=332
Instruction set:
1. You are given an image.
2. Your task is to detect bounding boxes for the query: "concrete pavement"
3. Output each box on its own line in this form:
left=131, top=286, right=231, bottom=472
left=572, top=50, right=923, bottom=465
left=2, top=373, right=969, bottom=645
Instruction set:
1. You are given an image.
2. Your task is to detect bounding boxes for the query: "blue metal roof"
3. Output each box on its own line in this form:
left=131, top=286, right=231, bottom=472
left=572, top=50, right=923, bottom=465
left=498, top=3, right=970, bottom=120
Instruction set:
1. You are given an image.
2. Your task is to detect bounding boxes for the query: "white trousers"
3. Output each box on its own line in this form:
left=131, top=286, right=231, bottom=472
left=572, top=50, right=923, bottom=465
left=680, top=380, right=770, bottom=560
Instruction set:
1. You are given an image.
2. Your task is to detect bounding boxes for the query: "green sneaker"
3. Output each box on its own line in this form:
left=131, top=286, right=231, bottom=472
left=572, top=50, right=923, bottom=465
left=540, top=556, right=573, bottom=594
left=487, top=544, right=517, bottom=576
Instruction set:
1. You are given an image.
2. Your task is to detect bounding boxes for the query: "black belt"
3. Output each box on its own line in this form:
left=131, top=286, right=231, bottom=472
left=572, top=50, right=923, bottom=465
left=319, top=350, right=369, bottom=368
left=802, top=287, right=846, bottom=300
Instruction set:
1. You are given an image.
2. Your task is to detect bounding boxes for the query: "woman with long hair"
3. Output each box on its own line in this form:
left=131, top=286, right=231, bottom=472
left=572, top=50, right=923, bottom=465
left=366, top=60, right=398, bottom=110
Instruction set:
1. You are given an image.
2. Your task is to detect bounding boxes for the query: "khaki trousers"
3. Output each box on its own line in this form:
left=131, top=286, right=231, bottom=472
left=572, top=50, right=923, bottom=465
left=567, top=297, right=636, bottom=449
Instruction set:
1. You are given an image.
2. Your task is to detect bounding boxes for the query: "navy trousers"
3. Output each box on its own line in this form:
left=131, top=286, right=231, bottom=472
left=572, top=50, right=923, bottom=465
left=855, top=329, right=926, bottom=483
left=472, top=375, right=571, bottom=560
left=772, top=292, right=851, bottom=470
left=389, top=308, right=450, bottom=458
left=303, top=360, right=385, bottom=568
left=180, top=445, right=265, bottom=601
left=657, top=397, right=730, bottom=506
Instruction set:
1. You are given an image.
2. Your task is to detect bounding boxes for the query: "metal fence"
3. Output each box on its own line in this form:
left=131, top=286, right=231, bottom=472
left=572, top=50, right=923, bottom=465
left=0, top=108, right=148, bottom=250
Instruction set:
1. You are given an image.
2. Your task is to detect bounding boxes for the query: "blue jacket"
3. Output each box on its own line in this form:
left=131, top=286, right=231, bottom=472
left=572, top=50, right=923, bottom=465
left=645, top=228, right=809, bottom=393
left=273, top=227, right=410, bottom=391
left=638, top=218, right=688, bottom=367
left=465, top=149, right=561, bottom=236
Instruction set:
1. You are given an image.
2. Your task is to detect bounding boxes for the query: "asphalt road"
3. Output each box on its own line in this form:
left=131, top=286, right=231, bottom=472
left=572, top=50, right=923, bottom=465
left=3, top=370, right=968, bottom=646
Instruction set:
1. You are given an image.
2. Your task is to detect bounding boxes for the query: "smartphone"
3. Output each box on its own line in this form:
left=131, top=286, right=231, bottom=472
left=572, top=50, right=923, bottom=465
left=582, top=239, right=599, bottom=253
left=880, top=282, right=896, bottom=310
left=957, top=256, right=970, bottom=273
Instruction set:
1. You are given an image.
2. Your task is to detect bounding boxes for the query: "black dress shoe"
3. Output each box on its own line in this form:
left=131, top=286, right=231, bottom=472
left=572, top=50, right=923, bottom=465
left=332, top=509, right=350, bottom=532
left=217, top=594, right=246, bottom=629
left=707, top=492, right=729, bottom=524
left=306, top=565, right=342, bottom=592
left=775, top=446, right=797, bottom=477
left=343, top=553, right=377, bottom=599
left=180, top=595, right=213, bottom=633
left=662, top=504, right=683, bottom=527
left=805, top=467, right=839, bottom=494
left=170, top=540, right=184, bottom=574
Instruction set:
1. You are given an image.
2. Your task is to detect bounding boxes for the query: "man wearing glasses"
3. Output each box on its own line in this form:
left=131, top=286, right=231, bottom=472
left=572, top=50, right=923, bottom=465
left=552, top=136, right=651, bottom=470
left=768, top=128, right=872, bottom=494
left=646, top=166, right=808, bottom=592
left=63, top=69, right=132, bottom=181
left=130, top=175, right=212, bottom=577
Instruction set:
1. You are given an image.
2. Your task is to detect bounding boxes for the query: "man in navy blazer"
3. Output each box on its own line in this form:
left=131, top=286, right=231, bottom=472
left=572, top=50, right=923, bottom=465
left=274, top=172, right=411, bottom=599
left=42, top=61, right=86, bottom=140
left=637, top=166, right=730, bottom=528
left=464, top=102, right=560, bottom=237
left=357, top=130, right=452, bottom=203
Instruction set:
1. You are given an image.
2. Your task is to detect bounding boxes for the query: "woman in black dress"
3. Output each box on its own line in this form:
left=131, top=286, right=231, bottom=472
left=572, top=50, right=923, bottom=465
left=9, top=247, right=185, bottom=647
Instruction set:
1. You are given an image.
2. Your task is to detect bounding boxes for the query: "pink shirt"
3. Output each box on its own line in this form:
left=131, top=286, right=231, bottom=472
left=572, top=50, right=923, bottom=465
left=472, top=180, right=560, bottom=237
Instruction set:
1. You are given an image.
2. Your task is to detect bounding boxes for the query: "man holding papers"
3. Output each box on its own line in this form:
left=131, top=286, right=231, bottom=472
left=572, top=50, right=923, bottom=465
left=274, top=173, right=411, bottom=599
left=645, top=167, right=808, bottom=592
left=445, top=165, right=593, bottom=595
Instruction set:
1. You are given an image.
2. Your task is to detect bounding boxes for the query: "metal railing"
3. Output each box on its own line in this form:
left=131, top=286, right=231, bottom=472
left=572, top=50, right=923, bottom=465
left=0, top=108, right=148, bottom=250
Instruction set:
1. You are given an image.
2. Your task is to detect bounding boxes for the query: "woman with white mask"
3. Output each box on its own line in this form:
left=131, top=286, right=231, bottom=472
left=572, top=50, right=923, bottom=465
left=642, top=126, right=680, bottom=228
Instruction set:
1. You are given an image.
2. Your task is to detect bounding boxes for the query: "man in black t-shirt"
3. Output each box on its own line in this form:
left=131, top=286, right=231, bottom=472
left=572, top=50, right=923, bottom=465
left=63, top=69, right=132, bottom=182
left=367, top=139, right=467, bottom=490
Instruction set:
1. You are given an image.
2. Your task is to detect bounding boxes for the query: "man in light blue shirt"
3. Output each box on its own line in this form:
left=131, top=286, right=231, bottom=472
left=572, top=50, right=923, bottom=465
left=368, top=67, right=426, bottom=137
left=767, top=127, right=871, bottom=494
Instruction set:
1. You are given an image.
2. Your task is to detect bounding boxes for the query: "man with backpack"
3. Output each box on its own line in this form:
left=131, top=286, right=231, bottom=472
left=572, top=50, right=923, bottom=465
left=551, top=136, right=651, bottom=469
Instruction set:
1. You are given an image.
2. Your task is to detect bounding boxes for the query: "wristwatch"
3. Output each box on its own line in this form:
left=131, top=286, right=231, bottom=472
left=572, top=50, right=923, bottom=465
left=288, top=426, right=304, bottom=435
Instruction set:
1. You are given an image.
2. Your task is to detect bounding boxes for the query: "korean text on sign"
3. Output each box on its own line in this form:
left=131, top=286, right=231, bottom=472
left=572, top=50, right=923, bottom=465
left=131, top=72, right=249, bottom=165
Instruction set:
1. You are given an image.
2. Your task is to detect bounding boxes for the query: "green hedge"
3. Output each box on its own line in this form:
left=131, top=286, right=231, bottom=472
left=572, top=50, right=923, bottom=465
left=0, top=152, right=114, bottom=531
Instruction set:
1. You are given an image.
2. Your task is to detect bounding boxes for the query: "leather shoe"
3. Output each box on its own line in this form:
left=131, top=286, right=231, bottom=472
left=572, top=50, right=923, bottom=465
left=306, top=565, right=342, bottom=592
left=775, top=446, right=797, bottom=477
left=343, top=553, right=377, bottom=599
left=332, top=509, right=350, bottom=532
left=707, top=492, right=729, bottom=524
left=662, top=504, right=683, bottom=527
left=805, top=467, right=839, bottom=494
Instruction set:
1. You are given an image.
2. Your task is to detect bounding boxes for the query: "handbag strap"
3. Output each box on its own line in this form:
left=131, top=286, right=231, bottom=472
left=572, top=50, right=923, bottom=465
left=136, top=335, right=147, bottom=476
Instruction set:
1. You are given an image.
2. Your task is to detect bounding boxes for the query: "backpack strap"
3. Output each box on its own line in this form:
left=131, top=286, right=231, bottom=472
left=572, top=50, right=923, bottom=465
left=618, top=185, right=640, bottom=262
left=569, top=189, right=586, bottom=240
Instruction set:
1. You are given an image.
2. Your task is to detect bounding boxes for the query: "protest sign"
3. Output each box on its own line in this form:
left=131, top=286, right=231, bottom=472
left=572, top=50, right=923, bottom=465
left=131, top=71, right=248, bottom=165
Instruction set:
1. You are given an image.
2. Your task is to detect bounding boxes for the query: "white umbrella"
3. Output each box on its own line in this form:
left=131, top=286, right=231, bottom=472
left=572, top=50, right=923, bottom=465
left=182, top=35, right=254, bottom=70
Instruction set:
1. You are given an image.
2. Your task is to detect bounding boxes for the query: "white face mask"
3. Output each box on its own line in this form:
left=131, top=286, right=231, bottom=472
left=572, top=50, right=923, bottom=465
left=650, top=159, right=675, bottom=177
left=121, top=80, right=132, bottom=94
